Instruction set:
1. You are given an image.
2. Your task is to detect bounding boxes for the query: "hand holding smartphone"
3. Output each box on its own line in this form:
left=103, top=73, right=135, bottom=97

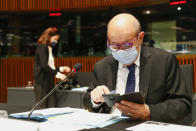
left=102, top=92, right=144, bottom=107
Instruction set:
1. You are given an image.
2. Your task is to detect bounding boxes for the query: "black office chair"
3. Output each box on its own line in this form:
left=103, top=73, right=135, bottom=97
left=76, top=72, right=94, bottom=87
left=180, top=64, right=193, bottom=98
left=179, top=64, right=193, bottom=126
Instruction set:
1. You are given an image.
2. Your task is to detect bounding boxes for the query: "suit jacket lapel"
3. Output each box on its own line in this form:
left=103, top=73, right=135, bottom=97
left=139, top=46, right=152, bottom=101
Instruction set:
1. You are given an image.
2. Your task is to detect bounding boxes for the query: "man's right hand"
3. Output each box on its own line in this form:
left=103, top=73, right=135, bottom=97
left=90, top=85, right=110, bottom=103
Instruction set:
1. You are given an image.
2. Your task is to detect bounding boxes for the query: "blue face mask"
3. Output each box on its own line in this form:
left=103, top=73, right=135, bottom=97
left=51, top=40, right=57, bottom=47
left=112, top=46, right=139, bottom=65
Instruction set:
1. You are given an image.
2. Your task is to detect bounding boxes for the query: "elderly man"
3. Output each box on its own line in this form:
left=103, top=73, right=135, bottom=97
left=83, top=13, right=191, bottom=124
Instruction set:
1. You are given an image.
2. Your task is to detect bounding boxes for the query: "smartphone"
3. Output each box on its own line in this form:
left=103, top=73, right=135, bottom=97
left=102, top=93, right=120, bottom=107
left=102, top=92, right=144, bottom=107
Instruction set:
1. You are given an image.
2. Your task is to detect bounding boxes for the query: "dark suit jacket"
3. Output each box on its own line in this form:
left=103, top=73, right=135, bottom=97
left=83, top=46, right=192, bottom=124
left=33, top=44, right=60, bottom=107
left=34, top=44, right=59, bottom=86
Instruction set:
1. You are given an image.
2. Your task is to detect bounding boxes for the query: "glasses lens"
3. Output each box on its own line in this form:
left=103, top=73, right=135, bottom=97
left=110, top=44, right=119, bottom=51
left=121, top=43, right=133, bottom=50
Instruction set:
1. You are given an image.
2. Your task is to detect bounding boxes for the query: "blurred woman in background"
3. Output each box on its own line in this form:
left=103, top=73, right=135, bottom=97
left=33, top=27, right=70, bottom=108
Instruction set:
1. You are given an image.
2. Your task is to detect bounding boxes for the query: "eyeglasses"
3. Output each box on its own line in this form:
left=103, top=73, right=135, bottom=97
left=107, top=35, right=138, bottom=51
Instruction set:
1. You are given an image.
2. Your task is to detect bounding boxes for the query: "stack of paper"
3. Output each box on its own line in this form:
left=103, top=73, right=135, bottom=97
left=38, top=110, right=124, bottom=131
left=9, top=107, right=125, bottom=131
left=47, top=110, right=118, bottom=126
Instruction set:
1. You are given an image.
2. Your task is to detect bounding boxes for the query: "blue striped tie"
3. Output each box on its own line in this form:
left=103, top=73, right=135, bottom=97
left=125, top=64, right=136, bottom=93
left=122, top=64, right=135, bottom=117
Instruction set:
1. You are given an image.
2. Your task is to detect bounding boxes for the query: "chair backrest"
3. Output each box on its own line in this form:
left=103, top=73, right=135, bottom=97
left=179, top=64, right=193, bottom=125
left=180, top=64, right=193, bottom=97
left=76, top=72, right=94, bottom=87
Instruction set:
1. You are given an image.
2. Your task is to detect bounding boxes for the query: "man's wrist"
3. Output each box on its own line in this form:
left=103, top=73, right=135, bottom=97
left=144, top=104, right=151, bottom=120
left=91, top=99, right=103, bottom=108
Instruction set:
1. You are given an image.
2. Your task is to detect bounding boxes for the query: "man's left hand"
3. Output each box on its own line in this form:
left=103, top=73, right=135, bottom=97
left=115, top=101, right=150, bottom=120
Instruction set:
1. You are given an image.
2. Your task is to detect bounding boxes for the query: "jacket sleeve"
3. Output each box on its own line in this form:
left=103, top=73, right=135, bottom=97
left=83, top=63, right=110, bottom=113
left=39, top=45, right=58, bottom=76
left=148, top=54, right=192, bottom=124
left=83, top=64, right=101, bottom=112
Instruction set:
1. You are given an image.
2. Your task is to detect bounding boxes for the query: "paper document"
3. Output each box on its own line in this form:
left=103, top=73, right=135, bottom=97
left=8, top=107, right=125, bottom=131
left=40, top=109, right=126, bottom=131
left=9, top=107, right=82, bottom=121
left=39, top=121, right=92, bottom=131
left=39, top=116, right=125, bottom=131
left=71, top=87, right=88, bottom=92
left=47, top=110, right=118, bottom=127
left=126, top=121, right=196, bottom=131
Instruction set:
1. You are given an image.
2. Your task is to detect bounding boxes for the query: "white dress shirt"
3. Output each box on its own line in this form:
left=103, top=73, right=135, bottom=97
left=48, top=46, right=55, bottom=70
left=48, top=46, right=64, bottom=79
left=111, top=52, right=140, bottom=116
